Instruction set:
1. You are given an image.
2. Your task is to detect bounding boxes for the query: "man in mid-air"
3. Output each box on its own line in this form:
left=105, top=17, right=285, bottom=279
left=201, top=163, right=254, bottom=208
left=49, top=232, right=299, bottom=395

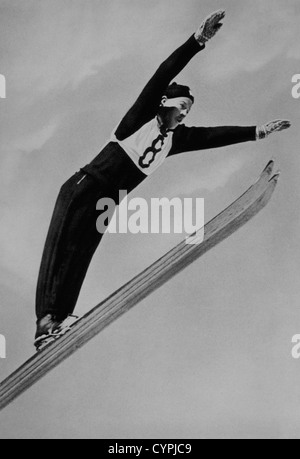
left=34, top=10, right=291, bottom=350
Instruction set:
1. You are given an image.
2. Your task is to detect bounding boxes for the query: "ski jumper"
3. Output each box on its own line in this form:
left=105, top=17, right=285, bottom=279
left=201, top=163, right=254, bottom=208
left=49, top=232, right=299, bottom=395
left=35, top=35, right=256, bottom=321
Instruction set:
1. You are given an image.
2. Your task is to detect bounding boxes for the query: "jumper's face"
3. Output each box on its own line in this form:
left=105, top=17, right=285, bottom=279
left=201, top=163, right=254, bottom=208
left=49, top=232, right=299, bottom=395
left=159, top=96, right=193, bottom=129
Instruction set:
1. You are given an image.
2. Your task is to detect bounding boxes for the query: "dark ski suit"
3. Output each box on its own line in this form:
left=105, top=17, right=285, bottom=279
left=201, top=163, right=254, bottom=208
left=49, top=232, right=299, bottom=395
left=36, top=35, right=256, bottom=321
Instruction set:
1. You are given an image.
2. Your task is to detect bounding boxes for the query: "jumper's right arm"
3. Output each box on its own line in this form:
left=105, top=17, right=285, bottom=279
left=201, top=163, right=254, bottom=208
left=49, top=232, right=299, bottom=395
left=115, top=10, right=225, bottom=141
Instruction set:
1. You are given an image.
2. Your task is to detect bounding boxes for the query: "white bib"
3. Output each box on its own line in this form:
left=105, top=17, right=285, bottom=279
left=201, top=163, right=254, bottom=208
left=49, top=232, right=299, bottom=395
left=111, top=118, right=174, bottom=176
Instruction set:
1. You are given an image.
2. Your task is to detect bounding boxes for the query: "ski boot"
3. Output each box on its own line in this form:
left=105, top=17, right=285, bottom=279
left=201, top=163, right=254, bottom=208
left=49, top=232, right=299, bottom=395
left=34, top=314, right=62, bottom=351
left=34, top=314, right=79, bottom=351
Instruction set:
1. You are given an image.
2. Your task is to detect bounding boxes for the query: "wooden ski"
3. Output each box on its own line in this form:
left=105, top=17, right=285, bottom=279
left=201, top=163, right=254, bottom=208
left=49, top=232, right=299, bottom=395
left=0, top=161, right=278, bottom=411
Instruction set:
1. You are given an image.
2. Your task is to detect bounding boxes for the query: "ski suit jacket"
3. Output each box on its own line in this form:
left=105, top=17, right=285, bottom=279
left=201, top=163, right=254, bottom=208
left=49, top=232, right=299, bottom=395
left=82, top=35, right=256, bottom=196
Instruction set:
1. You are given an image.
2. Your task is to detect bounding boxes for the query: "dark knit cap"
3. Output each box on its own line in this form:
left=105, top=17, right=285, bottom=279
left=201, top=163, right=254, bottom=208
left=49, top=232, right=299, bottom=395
left=164, top=82, right=194, bottom=103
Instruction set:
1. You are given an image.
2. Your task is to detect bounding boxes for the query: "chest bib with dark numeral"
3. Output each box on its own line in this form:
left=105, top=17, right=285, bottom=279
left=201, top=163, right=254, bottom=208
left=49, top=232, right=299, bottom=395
left=138, top=133, right=167, bottom=169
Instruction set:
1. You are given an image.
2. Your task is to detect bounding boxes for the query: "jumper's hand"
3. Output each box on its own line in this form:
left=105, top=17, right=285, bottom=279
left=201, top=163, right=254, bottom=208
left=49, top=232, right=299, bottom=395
left=195, top=10, right=225, bottom=45
left=256, top=120, right=291, bottom=139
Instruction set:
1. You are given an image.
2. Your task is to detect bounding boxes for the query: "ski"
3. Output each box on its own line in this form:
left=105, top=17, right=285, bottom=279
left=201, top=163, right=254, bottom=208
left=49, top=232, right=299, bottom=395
left=0, top=161, right=278, bottom=411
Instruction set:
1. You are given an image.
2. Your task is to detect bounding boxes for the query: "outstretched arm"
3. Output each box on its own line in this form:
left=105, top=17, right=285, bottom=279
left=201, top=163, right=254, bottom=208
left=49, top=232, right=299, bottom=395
left=169, top=119, right=292, bottom=156
left=114, top=37, right=204, bottom=141
left=115, top=10, right=225, bottom=141
left=169, top=125, right=257, bottom=155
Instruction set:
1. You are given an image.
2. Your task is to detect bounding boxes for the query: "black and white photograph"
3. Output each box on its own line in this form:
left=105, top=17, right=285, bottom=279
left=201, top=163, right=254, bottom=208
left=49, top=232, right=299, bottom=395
left=0, top=0, right=299, bottom=440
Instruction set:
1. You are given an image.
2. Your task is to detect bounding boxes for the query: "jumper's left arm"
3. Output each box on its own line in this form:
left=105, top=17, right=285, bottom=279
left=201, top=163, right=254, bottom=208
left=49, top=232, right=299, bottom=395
left=169, top=125, right=257, bottom=155
left=169, top=119, right=291, bottom=156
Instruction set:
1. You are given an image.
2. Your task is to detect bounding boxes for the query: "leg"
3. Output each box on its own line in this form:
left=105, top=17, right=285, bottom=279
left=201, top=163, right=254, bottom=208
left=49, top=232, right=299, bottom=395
left=35, top=171, right=115, bottom=322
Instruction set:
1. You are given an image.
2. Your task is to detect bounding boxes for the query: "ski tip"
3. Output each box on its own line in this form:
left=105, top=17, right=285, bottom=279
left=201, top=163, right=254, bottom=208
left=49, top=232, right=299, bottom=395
left=255, top=160, right=275, bottom=185
left=270, top=172, right=280, bottom=184
left=261, top=173, right=280, bottom=205
left=264, top=160, right=275, bottom=173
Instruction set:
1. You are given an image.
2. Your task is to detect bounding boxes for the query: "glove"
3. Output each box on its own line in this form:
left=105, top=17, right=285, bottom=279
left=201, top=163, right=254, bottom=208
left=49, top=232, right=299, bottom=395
left=256, top=120, right=291, bottom=140
left=195, top=10, right=225, bottom=46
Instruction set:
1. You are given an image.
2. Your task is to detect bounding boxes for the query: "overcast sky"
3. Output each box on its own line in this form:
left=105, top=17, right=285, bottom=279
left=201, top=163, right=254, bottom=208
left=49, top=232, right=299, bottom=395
left=0, top=0, right=300, bottom=439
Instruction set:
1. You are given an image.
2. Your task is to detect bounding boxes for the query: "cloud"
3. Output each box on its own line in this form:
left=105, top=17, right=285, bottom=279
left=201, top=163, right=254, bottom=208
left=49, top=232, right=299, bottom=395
left=166, top=155, right=247, bottom=198
left=0, top=196, right=42, bottom=285
left=190, top=155, right=246, bottom=193
left=0, top=120, right=59, bottom=188
left=201, top=1, right=300, bottom=80
left=1, top=2, right=122, bottom=97
left=11, top=121, right=58, bottom=153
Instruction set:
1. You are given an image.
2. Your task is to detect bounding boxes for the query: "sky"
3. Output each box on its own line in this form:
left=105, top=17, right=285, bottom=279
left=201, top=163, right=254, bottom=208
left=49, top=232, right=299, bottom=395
left=0, top=0, right=300, bottom=439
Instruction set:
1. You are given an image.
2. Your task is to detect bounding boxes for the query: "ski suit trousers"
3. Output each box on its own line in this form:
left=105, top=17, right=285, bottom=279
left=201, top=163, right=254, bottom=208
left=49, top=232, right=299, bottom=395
left=35, top=142, right=146, bottom=321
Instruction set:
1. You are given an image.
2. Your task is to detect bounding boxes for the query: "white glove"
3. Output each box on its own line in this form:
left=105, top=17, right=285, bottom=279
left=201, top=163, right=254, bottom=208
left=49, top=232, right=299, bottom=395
left=195, top=10, right=225, bottom=46
left=256, top=120, right=291, bottom=140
